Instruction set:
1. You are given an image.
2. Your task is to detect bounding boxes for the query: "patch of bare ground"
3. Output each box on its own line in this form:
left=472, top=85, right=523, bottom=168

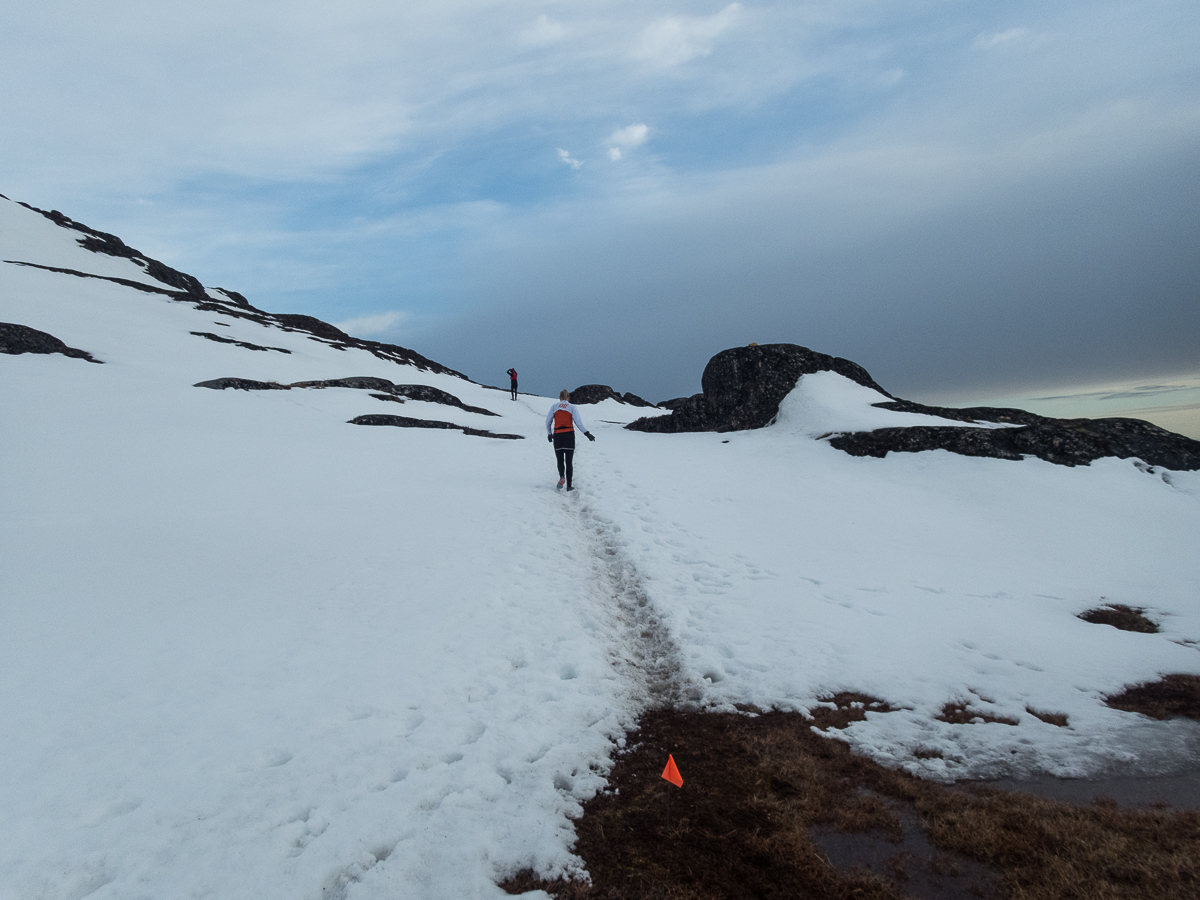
left=501, top=709, right=1200, bottom=900
left=1107, top=674, right=1200, bottom=721
left=808, top=692, right=897, bottom=730
left=937, top=701, right=1019, bottom=727
left=1079, top=604, right=1160, bottom=634
left=1025, top=707, right=1069, bottom=727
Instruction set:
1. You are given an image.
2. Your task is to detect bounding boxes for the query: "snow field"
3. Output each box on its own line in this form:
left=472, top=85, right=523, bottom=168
left=1, top=255, right=645, bottom=895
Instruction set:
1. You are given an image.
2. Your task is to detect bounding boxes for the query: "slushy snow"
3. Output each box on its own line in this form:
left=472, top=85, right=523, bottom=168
left=3, top=194, right=1199, bottom=899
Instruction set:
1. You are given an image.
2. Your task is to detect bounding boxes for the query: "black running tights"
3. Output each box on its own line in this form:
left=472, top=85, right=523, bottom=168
left=555, top=447, right=574, bottom=486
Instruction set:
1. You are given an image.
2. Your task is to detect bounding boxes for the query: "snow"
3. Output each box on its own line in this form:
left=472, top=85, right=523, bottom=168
left=773, top=369, right=1014, bottom=435
left=3, top=193, right=1200, bottom=899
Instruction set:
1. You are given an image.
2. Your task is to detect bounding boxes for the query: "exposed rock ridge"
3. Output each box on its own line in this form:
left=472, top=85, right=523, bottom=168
left=348, top=415, right=522, bottom=440
left=830, top=418, right=1200, bottom=470
left=628, top=343, right=889, bottom=434
left=569, top=384, right=656, bottom=407
left=194, top=376, right=497, bottom=416
left=7, top=204, right=469, bottom=380
left=1, top=322, right=102, bottom=363
left=19, top=202, right=206, bottom=295
left=4, top=259, right=185, bottom=296
left=190, top=331, right=292, bottom=354
left=871, top=398, right=1046, bottom=426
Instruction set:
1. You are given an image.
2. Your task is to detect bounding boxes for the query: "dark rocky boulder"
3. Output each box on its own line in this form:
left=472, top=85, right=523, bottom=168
left=0, top=322, right=102, bottom=363
left=626, top=341, right=1200, bottom=470
left=830, top=418, right=1200, bottom=470
left=628, top=343, right=888, bottom=434
left=658, top=395, right=700, bottom=411
left=569, top=384, right=656, bottom=407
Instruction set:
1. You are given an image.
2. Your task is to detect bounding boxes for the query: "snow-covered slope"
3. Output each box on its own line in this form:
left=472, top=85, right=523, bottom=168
left=3, top=194, right=1199, bottom=900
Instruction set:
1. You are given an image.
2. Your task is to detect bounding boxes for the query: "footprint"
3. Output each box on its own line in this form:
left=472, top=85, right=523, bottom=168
left=79, top=799, right=142, bottom=827
left=263, top=750, right=293, bottom=768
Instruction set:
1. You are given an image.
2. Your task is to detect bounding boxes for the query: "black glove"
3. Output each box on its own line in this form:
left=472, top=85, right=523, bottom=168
left=547, top=434, right=554, bottom=442
left=585, top=432, right=595, bottom=442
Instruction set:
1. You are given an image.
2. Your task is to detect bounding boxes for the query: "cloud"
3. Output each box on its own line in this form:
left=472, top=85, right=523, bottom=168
left=519, top=14, right=566, bottom=47
left=608, top=123, right=649, bottom=148
left=606, top=123, right=649, bottom=161
left=631, top=3, right=742, bottom=67
left=975, top=28, right=1034, bottom=49
left=333, top=310, right=409, bottom=338
left=557, top=148, right=583, bottom=169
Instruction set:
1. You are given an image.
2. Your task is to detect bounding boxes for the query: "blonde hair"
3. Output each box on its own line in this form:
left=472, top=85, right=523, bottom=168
left=559, top=389, right=570, bottom=400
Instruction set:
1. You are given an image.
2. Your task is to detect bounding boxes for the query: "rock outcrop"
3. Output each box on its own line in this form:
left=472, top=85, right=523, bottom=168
left=569, top=384, right=656, bottom=407
left=0, top=322, right=102, bottom=363
left=627, top=342, right=1200, bottom=470
left=830, top=417, right=1200, bottom=470
left=628, top=344, right=887, bottom=433
left=195, top=376, right=498, bottom=416
left=190, top=331, right=292, bottom=354
left=348, top=415, right=522, bottom=439
left=7, top=201, right=468, bottom=380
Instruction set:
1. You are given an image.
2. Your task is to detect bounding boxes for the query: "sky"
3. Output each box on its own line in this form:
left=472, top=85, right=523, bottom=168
left=3, top=0, right=1198, bottom=432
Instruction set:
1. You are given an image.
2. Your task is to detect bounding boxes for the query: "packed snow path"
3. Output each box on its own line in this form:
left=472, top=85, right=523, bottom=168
left=563, top=493, right=698, bottom=711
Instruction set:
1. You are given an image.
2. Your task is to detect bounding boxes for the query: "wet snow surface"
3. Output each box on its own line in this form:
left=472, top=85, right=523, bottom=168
left=3, top=194, right=1200, bottom=899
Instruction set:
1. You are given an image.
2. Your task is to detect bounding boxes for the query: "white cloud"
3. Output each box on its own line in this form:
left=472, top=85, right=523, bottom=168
left=606, top=123, right=648, bottom=161
left=334, top=310, right=408, bottom=337
left=608, top=123, right=649, bottom=148
left=631, top=3, right=742, bottom=67
left=975, top=28, right=1033, bottom=49
left=557, top=148, right=583, bottom=169
left=519, top=14, right=566, bottom=47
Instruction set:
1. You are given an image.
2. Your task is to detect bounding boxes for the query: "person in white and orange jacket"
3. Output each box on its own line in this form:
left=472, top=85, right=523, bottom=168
left=545, top=389, right=595, bottom=491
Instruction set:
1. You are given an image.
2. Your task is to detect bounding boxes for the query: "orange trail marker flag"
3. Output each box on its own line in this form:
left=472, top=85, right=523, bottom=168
left=661, top=754, right=683, bottom=788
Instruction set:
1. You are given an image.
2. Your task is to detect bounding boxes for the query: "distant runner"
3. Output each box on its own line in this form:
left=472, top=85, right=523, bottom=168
left=506, top=368, right=518, bottom=401
left=545, top=389, right=595, bottom=491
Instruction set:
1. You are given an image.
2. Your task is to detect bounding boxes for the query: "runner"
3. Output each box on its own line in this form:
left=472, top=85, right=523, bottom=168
left=506, top=368, right=518, bottom=401
left=545, top=389, right=595, bottom=491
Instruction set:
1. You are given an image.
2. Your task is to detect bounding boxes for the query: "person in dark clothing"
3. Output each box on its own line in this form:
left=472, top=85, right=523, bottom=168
left=506, top=368, right=518, bottom=400
left=545, top=389, right=594, bottom=491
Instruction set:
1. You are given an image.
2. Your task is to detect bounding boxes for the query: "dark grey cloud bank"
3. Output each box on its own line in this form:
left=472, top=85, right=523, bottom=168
left=420, top=139, right=1200, bottom=404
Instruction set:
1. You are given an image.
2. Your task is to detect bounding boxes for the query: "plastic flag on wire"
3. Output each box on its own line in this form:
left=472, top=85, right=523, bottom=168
left=661, top=754, right=683, bottom=788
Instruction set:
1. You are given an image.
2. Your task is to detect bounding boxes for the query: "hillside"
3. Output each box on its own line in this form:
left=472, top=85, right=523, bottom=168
left=3, top=194, right=1200, bottom=899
